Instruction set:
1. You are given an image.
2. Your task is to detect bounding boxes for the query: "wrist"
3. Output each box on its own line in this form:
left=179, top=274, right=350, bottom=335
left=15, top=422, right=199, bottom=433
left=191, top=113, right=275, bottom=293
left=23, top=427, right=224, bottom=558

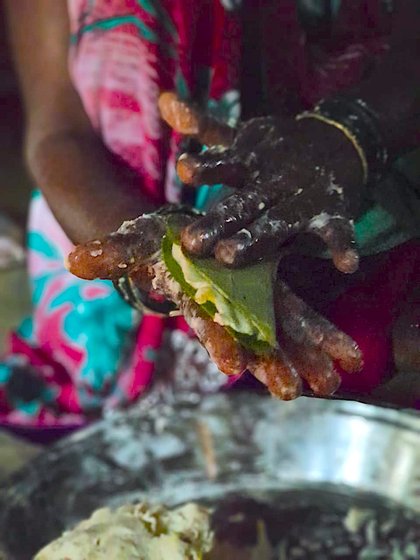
left=297, top=96, right=389, bottom=186
left=296, top=117, right=365, bottom=194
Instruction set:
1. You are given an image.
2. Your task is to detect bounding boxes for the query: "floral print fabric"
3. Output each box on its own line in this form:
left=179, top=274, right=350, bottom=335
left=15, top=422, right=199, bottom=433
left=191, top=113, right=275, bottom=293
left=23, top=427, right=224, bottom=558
left=1, top=0, right=415, bottom=430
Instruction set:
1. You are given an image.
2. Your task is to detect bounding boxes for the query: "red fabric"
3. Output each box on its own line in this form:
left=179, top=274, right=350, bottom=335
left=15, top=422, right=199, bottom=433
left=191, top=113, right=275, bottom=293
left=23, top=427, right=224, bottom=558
left=330, top=240, right=420, bottom=393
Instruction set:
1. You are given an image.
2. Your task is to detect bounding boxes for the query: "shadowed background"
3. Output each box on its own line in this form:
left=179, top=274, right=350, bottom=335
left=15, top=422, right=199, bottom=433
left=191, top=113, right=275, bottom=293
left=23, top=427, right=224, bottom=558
left=0, top=5, right=31, bottom=381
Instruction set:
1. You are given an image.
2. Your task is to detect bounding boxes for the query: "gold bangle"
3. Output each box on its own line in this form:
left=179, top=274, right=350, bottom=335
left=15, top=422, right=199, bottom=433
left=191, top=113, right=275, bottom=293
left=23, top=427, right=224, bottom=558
left=296, top=111, right=369, bottom=184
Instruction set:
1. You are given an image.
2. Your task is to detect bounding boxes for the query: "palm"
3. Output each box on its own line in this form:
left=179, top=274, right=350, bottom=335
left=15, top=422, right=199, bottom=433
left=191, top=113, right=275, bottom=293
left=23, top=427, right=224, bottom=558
left=68, top=209, right=362, bottom=401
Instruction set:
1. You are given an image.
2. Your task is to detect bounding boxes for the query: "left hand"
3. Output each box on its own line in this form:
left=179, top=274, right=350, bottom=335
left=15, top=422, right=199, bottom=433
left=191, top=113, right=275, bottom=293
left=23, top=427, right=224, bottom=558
left=159, top=92, right=364, bottom=274
left=67, top=210, right=363, bottom=401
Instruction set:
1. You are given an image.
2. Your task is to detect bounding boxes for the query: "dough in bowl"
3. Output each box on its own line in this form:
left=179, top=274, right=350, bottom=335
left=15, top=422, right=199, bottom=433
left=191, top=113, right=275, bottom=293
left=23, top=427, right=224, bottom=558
left=35, top=502, right=213, bottom=560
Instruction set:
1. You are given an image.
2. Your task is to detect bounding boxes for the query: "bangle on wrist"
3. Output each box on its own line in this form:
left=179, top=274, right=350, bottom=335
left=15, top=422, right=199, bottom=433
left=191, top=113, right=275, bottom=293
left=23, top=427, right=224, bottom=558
left=114, top=204, right=203, bottom=316
left=114, top=276, right=177, bottom=316
left=296, top=97, right=388, bottom=185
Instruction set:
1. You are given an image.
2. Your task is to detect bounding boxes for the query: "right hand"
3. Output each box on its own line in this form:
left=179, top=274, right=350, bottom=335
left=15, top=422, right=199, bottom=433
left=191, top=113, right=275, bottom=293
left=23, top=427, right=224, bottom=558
left=158, top=92, right=362, bottom=274
left=67, top=209, right=363, bottom=401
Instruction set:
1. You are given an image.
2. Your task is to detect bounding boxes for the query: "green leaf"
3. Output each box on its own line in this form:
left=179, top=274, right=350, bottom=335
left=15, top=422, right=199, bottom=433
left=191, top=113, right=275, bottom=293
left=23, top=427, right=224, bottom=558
left=161, top=233, right=195, bottom=299
left=229, top=330, right=273, bottom=355
left=191, top=255, right=278, bottom=348
left=162, top=225, right=278, bottom=352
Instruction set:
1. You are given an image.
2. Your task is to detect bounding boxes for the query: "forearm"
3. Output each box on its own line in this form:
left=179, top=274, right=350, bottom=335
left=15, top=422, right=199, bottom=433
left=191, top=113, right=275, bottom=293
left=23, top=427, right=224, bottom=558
left=27, top=130, right=156, bottom=244
left=5, top=0, right=156, bottom=245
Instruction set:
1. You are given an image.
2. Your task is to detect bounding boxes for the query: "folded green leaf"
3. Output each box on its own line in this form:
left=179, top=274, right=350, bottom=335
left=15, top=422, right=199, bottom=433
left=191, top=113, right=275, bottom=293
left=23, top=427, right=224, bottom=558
left=162, top=226, right=278, bottom=352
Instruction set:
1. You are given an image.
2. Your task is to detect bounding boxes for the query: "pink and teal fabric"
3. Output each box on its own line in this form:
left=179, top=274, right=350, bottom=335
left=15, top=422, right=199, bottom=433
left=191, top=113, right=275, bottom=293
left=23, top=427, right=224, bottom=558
left=1, top=0, right=243, bottom=429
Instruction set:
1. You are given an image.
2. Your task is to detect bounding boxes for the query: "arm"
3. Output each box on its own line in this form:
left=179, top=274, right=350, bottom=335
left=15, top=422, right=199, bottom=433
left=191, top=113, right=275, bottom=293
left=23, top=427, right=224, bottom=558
left=4, top=0, right=156, bottom=244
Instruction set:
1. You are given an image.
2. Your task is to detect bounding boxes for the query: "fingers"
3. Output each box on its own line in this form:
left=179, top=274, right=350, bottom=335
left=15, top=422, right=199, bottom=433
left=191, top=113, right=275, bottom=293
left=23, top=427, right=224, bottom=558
left=67, top=234, right=142, bottom=281
left=308, top=214, right=359, bottom=274
left=275, top=281, right=363, bottom=373
left=233, top=116, right=282, bottom=151
left=158, top=92, right=235, bottom=147
left=180, top=298, right=248, bottom=375
left=214, top=207, right=293, bottom=267
left=150, top=260, right=248, bottom=375
left=316, top=323, right=363, bottom=373
left=248, top=349, right=302, bottom=400
left=176, top=151, right=247, bottom=188
left=158, top=92, right=201, bottom=135
left=151, top=261, right=248, bottom=375
left=67, top=214, right=166, bottom=280
left=181, top=189, right=278, bottom=256
left=282, top=338, right=341, bottom=397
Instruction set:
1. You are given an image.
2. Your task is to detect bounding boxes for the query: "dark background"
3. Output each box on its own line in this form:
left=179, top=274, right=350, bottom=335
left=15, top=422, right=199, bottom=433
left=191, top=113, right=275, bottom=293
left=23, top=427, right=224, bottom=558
left=0, top=4, right=32, bottom=226
left=0, top=5, right=32, bottom=355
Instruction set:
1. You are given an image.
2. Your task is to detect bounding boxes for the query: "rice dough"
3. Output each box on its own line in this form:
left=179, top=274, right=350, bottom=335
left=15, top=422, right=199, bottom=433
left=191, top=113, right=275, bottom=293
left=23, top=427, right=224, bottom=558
left=35, top=502, right=213, bottom=560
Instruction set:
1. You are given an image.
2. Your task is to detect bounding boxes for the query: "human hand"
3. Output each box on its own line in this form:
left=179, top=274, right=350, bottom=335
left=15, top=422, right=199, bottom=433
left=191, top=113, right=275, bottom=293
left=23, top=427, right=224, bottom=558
left=67, top=209, right=363, bottom=401
left=159, top=92, right=365, bottom=273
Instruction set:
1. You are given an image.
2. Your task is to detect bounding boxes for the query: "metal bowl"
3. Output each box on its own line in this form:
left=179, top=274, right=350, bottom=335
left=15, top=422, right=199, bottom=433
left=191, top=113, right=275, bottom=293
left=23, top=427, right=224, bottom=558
left=0, top=393, right=419, bottom=559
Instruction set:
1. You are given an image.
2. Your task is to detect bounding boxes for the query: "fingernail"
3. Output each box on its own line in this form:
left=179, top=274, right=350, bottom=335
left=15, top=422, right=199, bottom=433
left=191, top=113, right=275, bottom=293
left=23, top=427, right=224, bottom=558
left=159, top=93, right=199, bottom=134
left=181, top=224, right=213, bottom=255
left=270, top=381, right=302, bottom=401
left=215, top=239, right=238, bottom=266
left=176, top=154, right=200, bottom=185
left=215, top=230, right=254, bottom=266
left=346, top=345, right=364, bottom=373
left=336, top=249, right=359, bottom=274
left=158, top=91, right=177, bottom=122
